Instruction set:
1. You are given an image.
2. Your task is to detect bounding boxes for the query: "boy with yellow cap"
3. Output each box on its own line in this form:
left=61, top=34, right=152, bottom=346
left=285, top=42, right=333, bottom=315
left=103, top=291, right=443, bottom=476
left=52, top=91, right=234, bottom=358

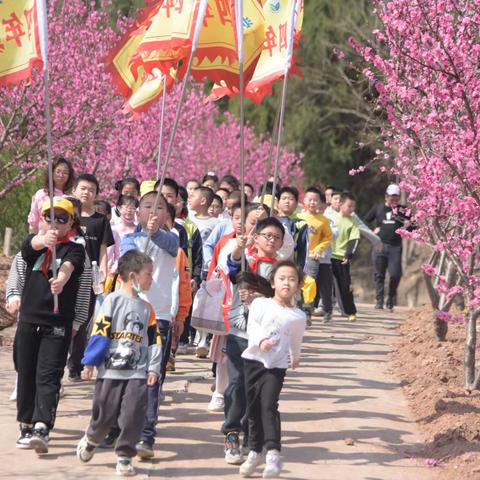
left=14, top=197, right=85, bottom=454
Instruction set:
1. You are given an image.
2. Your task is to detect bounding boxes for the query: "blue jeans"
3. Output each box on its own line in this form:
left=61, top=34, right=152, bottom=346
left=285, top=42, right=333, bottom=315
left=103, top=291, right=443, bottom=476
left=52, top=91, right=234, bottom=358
left=141, top=319, right=172, bottom=446
left=222, top=334, right=248, bottom=435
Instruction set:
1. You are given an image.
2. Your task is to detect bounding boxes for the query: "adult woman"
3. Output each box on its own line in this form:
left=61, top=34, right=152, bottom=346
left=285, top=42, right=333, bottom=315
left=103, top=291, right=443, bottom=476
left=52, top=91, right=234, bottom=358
left=28, top=157, right=75, bottom=234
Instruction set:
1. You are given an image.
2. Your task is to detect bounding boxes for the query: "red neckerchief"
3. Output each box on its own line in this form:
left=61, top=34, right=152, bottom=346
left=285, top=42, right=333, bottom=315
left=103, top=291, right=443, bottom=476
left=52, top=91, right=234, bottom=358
left=249, top=255, right=276, bottom=273
left=41, top=229, right=77, bottom=278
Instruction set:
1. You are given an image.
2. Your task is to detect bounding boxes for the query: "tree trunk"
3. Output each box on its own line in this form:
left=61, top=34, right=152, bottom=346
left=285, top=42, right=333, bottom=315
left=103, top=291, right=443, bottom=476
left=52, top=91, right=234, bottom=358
left=465, top=308, right=479, bottom=388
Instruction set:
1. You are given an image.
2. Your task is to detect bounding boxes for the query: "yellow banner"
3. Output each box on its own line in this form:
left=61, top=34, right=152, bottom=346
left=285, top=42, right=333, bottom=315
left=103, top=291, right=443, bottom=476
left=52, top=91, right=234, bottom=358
left=247, top=0, right=303, bottom=101
left=209, top=0, right=303, bottom=103
left=0, top=0, right=42, bottom=85
left=191, top=0, right=264, bottom=87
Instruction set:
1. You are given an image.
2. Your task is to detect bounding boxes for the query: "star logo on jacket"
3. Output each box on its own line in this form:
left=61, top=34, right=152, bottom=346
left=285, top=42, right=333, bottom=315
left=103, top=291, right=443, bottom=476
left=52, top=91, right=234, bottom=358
left=92, top=315, right=111, bottom=336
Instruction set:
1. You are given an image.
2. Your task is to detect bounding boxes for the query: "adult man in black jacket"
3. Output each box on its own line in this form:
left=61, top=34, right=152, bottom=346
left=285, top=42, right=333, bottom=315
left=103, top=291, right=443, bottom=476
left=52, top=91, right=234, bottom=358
left=364, top=184, right=412, bottom=310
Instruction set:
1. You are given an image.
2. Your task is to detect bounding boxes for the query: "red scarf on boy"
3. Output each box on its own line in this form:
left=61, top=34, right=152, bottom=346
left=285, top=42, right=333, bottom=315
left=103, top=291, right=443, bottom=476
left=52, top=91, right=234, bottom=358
left=41, top=229, right=77, bottom=278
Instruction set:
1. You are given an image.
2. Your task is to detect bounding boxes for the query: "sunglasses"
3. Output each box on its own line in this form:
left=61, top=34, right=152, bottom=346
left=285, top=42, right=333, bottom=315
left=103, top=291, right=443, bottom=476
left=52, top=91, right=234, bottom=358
left=43, top=213, right=70, bottom=225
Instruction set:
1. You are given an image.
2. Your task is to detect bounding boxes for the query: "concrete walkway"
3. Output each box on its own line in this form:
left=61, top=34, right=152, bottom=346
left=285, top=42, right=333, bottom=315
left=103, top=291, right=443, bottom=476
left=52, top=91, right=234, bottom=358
left=0, top=305, right=436, bottom=480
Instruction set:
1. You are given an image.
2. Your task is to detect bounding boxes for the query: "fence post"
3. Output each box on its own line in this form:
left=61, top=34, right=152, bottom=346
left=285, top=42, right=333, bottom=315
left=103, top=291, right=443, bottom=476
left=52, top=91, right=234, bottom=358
left=3, top=227, right=12, bottom=257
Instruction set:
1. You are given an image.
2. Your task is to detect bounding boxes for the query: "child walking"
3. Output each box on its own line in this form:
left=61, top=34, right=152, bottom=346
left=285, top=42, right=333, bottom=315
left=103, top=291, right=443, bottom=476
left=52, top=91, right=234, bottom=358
left=77, top=250, right=162, bottom=476
left=240, top=260, right=306, bottom=478
left=14, top=197, right=85, bottom=453
left=121, top=191, right=179, bottom=458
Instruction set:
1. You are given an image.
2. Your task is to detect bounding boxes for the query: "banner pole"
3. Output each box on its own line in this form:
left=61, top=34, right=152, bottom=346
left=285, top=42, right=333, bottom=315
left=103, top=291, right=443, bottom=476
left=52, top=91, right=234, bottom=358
left=144, top=0, right=209, bottom=253
left=270, top=0, right=301, bottom=216
left=260, top=95, right=282, bottom=205
left=38, top=0, right=59, bottom=312
left=156, top=74, right=168, bottom=179
left=235, top=0, right=246, bottom=271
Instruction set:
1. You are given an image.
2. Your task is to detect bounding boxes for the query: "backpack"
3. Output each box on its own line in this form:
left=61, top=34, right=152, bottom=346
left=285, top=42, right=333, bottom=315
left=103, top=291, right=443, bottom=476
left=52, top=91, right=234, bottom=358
left=191, top=269, right=232, bottom=335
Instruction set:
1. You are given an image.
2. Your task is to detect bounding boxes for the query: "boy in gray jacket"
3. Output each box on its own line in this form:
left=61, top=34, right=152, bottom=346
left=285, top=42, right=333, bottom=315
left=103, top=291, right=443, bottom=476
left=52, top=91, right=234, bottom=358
left=76, top=250, right=162, bottom=477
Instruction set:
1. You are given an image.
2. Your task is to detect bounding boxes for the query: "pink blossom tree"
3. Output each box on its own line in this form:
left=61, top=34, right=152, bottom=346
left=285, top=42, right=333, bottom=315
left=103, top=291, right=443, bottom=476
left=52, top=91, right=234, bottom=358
left=352, top=0, right=480, bottom=387
left=0, top=0, right=301, bottom=199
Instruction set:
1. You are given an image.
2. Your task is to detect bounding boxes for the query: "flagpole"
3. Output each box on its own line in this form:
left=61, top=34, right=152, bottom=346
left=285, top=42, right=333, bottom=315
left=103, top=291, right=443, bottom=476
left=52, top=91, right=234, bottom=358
left=38, top=0, right=58, bottom=312
left=270, top=0, right=301, bottom=216
left=235, top=0, right=246, bottom=271
left=260, top=95, right=282, bottom=205
left=145, top=0, right=209, bottom=253
left=156, top=74, right=168, bottom=179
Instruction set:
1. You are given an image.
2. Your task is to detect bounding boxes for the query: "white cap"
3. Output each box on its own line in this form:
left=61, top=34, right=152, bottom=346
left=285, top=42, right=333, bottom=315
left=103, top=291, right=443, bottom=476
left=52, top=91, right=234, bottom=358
left=386, top=184, right=401, bottom=196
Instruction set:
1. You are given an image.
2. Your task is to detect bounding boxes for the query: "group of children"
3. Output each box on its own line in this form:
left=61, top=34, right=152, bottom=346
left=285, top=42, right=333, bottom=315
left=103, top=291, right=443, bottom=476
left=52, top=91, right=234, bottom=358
left=8, top=160, right=370, bottom=478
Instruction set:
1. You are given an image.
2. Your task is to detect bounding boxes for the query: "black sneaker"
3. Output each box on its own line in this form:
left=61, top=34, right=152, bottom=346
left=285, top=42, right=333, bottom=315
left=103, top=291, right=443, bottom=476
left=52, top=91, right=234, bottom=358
left=136, top=440, right=154, bottom=459
left=29, top=425, right=49, bottom=454
left=68, top=373, right=82, bottom=383
left=100, top=428, right=119, bottom=448
left=374, top=303, right=384, bottom=310
left=16, top=423, right=33, bottom=449
left=386, top=297, right=394, bottom=311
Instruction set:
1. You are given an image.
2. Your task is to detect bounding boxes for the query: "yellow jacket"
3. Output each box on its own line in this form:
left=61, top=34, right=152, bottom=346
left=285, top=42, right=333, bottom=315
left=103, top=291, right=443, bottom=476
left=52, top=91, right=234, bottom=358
left=298, top=212, right=333, bottom=256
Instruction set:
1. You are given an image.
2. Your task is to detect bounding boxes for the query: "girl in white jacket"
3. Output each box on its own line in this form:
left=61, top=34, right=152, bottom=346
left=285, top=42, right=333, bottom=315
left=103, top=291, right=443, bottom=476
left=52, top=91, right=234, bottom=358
left=240, top=260, right=306, bottom=478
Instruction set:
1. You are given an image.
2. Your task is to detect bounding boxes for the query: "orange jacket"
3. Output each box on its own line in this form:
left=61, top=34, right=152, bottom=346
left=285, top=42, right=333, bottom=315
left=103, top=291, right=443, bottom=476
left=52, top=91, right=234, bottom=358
left=207, top=232, right=236, bottom=280
left=176, top=248, right=192, bottom=323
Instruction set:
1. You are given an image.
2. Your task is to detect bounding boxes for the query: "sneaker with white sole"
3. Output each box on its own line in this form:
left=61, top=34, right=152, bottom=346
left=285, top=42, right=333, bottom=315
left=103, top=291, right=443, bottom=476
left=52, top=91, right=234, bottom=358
left=323, top=312, right=333, bottom=323
left=116, top=456, right=136, bottom=476
left=136, top=440, right=154, bottom=459
left=207, top=393, right=224, bottom=412
left=239, top=450, right=263, bottom=477
left=16, top=423, right=33, bottom=449
left=224, top=432, right=243, bottom=465
left=263, top=449, right=282, bottom=478
left=29, top=423, right=49, bottom=454
left=77, top=434, right=98, bottom=462
left=10, top=384, right=17, bottom=401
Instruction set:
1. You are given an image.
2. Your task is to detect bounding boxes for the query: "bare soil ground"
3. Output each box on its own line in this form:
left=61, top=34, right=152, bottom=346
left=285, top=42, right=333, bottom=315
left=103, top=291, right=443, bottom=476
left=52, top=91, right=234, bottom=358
left=392, top=306, right=480, bottom=479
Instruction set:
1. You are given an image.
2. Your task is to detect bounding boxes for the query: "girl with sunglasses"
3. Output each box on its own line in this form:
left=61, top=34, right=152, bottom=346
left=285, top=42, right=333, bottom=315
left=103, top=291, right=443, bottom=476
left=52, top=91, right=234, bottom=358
left=14, top=197, right=85, bottom=455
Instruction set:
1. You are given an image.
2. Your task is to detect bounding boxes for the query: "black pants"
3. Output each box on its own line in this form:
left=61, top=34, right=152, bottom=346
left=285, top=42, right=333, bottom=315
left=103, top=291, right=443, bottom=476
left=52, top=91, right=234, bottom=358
left=373, top=243, right=402, bottom=304
left=87, top=378, right=147, bottom=458
left=222, top=334, right=248, bottom=435
left=331, top=259, right=356, bottom=315
left=244, top=359, right=285, bottom=452
left=180, top=304, right=195, bottom=345
left=68, top=293, right=96, bottom=377
left=304, top=259, right=333, bottom=313
left=14, top=321, right=72, bottom=430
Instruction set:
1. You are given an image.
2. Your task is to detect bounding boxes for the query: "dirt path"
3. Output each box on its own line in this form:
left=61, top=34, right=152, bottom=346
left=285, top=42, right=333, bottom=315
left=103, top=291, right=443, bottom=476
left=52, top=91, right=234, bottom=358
left=0, top=305, right=436, bottom=480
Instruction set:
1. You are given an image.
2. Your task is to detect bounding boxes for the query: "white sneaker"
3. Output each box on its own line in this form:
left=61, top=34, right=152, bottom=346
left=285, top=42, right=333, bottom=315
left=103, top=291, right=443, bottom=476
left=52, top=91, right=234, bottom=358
left=240, top=450, right=263, bottom=477
left=77, top=434, right=98, bottom=463
left=16, top=424, right=33, bottom=449
left=263, top=449, right=282, bottom=478
left=207, top=393, right=224, bottom=412
left=224, top=432, right=243, bottom=465
left=116, top=456, right=136, bottom=476
left=29, top=423, right=49, bottom=454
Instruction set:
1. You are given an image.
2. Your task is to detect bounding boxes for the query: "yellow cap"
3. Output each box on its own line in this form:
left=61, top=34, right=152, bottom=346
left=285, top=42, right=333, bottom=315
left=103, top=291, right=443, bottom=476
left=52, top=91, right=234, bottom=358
left=140, top=180, right=157, bottom=197
left=41, top=196, right=74, bottom=217
left=254, top=194, right=279, bottom=212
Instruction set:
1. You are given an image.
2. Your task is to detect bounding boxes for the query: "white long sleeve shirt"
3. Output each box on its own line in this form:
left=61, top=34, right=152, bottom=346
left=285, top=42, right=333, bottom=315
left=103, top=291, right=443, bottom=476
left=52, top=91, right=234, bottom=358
left=242, top=297, right=306, bottom=369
